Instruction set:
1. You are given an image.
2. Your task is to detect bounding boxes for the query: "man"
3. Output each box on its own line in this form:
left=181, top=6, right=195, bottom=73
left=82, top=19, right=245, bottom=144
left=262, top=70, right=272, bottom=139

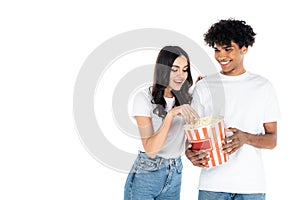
left=186, top=19, right=280, bottom=200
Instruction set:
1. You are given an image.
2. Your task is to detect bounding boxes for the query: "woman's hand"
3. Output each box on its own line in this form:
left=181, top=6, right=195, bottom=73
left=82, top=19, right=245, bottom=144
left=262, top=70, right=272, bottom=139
left=169, top=104, right=199, bottom=124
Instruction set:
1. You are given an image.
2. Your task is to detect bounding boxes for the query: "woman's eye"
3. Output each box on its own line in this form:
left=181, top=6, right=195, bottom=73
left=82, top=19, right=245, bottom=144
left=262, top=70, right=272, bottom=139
left=171, top=68, right=188, bottom=72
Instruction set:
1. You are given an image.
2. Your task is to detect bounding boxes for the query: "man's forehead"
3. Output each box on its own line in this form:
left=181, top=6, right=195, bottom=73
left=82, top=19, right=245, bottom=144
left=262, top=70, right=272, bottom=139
left=214, top=41, right=238, bottom=48
left=214, top=43, right=232, bottom=48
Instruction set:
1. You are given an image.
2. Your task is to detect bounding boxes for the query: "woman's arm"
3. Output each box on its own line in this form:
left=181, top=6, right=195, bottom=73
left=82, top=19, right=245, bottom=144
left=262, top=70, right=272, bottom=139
left=136, top=105, right=199, bottom=158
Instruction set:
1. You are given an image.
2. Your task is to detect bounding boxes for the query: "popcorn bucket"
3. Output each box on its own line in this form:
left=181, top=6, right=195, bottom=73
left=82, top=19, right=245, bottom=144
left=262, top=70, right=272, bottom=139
left=184, top=115, right=229, bottom=168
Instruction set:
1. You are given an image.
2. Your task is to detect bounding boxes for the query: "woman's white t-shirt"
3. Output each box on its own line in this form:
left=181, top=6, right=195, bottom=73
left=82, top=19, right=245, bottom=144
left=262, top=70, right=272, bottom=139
left=131, top=88, right=186, bottom=159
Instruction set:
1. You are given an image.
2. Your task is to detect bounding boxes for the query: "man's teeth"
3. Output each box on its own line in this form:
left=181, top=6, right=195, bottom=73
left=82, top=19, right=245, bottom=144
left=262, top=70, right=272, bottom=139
left=220, top=61, right=230, bottom=65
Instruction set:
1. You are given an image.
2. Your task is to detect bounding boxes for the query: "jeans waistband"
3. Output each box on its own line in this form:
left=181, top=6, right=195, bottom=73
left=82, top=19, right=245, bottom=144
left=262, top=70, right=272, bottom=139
left=137, top=151, right=181, bottom=168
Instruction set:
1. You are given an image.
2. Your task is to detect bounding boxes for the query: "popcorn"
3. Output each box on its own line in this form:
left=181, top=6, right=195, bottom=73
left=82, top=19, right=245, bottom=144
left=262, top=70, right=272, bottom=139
left=184, top=115, right=229, bottom=168
left=184, top=115, right=224, bottom=130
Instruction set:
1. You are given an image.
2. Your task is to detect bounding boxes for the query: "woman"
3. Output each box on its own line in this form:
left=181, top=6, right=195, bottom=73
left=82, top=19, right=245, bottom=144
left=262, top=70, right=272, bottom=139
left=124, top=46, right=200, bottom=200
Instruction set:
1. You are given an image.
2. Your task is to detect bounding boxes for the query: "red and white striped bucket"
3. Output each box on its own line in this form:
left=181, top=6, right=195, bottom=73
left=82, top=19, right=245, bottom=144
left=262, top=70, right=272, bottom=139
left=184, top=116, right=229, bottom=168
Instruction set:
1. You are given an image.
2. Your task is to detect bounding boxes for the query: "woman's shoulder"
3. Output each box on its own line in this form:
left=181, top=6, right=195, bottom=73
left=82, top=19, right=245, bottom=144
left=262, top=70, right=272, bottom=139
left=134, top=87, right=152, bottom=102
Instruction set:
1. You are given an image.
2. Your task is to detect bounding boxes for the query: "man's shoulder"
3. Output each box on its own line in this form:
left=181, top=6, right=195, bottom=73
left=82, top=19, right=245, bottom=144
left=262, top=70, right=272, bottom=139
left=247, top=72, right=272, bottom=85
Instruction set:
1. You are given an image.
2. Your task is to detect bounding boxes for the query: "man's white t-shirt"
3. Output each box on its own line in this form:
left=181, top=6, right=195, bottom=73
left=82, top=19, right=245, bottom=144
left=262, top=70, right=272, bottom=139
left=192, top=71, right=280, bottom=193
left=131, top=88, right=186, bottom=159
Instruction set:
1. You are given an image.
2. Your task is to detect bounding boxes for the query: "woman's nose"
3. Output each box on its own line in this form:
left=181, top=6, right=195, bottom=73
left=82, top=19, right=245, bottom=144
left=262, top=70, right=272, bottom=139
left=177, top=69, right=185, bottom=77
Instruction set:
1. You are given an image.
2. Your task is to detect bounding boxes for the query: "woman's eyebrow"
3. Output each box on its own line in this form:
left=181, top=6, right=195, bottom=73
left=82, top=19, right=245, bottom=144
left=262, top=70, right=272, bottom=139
left=172, top=65, right=188, bottom=68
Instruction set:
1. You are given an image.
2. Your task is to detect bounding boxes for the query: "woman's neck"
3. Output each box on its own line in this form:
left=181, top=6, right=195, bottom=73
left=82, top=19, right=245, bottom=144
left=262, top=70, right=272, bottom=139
left=164, top=88, right=173, bottom=98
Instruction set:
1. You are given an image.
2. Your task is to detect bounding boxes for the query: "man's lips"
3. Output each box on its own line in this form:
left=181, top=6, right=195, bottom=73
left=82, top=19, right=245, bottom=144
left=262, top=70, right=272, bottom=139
left=219, top=60, right=230, bottom=65
left=218, top=60, right=231, bottom=67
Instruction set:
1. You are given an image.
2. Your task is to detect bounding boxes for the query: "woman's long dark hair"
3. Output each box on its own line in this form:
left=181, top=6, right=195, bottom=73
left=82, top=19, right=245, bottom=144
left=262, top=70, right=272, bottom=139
left=151, top=46, right=193, bottom=118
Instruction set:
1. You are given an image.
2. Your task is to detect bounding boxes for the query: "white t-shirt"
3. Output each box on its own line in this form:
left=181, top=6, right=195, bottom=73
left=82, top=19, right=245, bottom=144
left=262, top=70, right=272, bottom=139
left=131, top=88, right=186, bottom=159
left=192, top=71, right=280, bottom=193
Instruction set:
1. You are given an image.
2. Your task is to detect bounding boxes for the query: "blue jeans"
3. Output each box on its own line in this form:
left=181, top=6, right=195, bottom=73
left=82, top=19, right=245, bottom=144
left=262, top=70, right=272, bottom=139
left=198, top=190, right=265, bottom=200
left=124, top=151, right=183, bottom=200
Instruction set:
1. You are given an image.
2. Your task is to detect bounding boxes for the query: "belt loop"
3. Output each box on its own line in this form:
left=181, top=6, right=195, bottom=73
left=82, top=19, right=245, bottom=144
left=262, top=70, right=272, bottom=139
left=159, top=157, right=163, bottom=167
left=174, top=157, right=180, bottom=170
left=169, top=158, right=175, bottom=167
left=138, top=150, right=142, bottom=157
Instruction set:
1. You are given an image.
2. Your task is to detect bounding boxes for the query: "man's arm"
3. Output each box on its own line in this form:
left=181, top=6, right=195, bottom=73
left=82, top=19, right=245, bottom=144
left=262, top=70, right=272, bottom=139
left=223, top=122, right=277, bottom=155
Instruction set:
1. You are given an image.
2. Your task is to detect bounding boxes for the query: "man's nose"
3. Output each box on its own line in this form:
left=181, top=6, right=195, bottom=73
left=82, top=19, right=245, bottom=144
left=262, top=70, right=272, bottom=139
left=217, top=52, right=227, bottom=60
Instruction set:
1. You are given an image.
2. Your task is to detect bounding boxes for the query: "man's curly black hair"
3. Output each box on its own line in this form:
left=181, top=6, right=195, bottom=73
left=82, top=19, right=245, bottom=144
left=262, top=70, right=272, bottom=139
left=204, top=18, right=256, bottom=48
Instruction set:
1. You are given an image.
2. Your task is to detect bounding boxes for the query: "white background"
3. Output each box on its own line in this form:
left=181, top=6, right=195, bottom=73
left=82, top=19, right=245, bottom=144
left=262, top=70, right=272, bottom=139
left=1, top=0, right=298, bottom=199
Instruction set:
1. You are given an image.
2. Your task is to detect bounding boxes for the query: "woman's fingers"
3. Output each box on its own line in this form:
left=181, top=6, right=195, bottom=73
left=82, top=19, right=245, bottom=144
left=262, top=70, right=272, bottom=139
left=171, top=104, right=199, bottom=124
left=182, top=104, right=199, bottom=124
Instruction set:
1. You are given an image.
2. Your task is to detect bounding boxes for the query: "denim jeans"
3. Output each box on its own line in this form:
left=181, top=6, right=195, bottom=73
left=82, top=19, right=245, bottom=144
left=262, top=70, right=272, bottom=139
left=198, top=190, right=266, bottom=200
left=124, top=151, right=183, bottom=200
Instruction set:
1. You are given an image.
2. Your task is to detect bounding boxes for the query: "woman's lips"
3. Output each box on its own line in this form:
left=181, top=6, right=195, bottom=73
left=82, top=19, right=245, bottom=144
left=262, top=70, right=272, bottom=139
left=174, top=79, right=183, bottom=83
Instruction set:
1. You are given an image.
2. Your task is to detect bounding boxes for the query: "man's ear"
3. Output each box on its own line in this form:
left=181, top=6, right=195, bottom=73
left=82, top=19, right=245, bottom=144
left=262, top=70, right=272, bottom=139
left=241, top=46, right=248, bottom=54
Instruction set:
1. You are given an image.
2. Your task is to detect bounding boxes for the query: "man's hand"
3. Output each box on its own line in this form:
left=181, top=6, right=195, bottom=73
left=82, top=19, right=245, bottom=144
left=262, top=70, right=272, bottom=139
left=195, top=75, right=206, bottom=83
left=223, top=128, right=247, bottom=155
left=185, top=146, right=209, bottom=168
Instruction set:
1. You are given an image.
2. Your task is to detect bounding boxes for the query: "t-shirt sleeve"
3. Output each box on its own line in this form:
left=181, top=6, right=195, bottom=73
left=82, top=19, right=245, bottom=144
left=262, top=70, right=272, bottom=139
left=131, top=90, right=151, bottom=117
left=263, top=82, right=281, bottom=123
left=191, top=82, right=206, bottom=117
